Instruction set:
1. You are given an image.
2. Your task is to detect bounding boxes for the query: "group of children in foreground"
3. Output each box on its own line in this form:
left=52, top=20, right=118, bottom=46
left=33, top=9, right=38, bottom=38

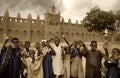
left=0, top=34, right=120, bottom=78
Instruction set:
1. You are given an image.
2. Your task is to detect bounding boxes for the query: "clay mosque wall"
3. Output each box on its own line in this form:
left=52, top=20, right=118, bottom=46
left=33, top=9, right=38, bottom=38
left=0, top=5, right=104, bottom=44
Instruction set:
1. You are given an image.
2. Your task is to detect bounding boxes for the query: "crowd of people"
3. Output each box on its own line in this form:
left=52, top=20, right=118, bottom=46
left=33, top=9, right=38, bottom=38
left=0, top=34, right=120, bottom=78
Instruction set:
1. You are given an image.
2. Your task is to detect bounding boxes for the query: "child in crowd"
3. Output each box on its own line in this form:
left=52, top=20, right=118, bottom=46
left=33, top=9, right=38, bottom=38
left=104, top=48, right=120, bottom=78
left=20, top=47, right=44, bottom=78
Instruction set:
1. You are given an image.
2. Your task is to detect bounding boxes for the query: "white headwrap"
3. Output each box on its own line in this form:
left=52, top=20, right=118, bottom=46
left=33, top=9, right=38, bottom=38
left=40, top=40, right=46, bottom=43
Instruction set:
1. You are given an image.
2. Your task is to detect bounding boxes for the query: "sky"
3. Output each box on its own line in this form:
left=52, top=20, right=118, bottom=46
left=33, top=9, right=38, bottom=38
left=0, top=0, right=120, bottom=23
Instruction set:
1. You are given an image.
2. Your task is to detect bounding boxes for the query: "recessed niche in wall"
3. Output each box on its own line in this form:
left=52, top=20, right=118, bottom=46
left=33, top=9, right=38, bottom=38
left=76, top=33, right=79, bottom=35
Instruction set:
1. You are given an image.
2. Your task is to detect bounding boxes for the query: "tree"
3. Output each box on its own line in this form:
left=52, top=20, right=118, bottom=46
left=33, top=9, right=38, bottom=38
left=81, top=6, right=116, bottom=32
left=114, top=10, right=120, bottom=20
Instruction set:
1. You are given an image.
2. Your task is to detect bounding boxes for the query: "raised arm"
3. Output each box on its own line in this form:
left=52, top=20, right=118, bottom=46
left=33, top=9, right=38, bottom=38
left=46, top=39, right=56, bottom=55
left=102, top=42, right=109, bottom=60
left=1, top=34, right=11, bottom=50
left=21, top=56, right=28, bottom=66
left=62, top=35, right=70, bottom=45
left=34, top=42, right=43, bottom=56
left=78, top=41, right=88, bottom=56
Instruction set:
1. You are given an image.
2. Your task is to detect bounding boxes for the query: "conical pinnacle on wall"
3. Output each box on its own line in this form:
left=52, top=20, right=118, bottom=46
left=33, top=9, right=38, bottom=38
left=68, top=18, right=71, bottom=23
left=36, top=14, right=40, bottom=20
left=17, top=12, right=21, bottom=18
left=51, top=4, right=56, bottom=13
left=76, top=20, right=78, bottom=24
left=4, top=8, right=9, bottom=18
left=61, top=17, right=64, bottom=22
left=27, top=13, right=32, bottom=20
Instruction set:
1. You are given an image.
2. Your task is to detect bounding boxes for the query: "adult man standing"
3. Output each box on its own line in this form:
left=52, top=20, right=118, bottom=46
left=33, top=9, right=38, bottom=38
left=0, top=36, right=21, bottom=78
left=50, top=36, right=64, bottom=78
left=10, top=37, right=21, bottom=78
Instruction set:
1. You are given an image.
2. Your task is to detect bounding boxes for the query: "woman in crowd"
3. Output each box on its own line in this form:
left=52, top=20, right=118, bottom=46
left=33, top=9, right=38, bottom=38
left=40, top=39, right=55, bottom=78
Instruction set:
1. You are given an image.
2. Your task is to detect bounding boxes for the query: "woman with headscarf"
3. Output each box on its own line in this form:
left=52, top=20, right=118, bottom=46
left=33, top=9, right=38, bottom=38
left=40, top=39, right=55, bottom=78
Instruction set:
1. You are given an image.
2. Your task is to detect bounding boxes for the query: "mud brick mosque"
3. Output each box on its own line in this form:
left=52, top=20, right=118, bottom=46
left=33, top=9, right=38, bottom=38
left=0, top=5, right=119, bottom=44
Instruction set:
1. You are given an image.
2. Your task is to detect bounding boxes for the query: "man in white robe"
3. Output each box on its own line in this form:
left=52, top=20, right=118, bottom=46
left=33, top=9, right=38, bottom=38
left=50, top=37, right=64, bottom=78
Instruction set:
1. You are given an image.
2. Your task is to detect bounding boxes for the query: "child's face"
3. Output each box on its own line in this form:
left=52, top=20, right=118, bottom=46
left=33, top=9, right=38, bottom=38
left=18, top=42, right=24, bottom=50
left=25, top=42, right=30, bottom=49
left=112, top=49, right=120, bottom=60
left=41, top=41, right=46, bottom=47
left=91, top=42, right=97, bottom=51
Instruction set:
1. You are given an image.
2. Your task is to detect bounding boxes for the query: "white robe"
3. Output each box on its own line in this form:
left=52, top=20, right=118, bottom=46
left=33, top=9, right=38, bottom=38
left=21, top=56, right=44, bottom=78
left=50, top=43, right=64, bottom=75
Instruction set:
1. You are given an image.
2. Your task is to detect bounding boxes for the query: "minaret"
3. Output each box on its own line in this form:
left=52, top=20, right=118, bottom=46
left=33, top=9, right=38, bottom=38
left=44, top=5, right=61, bottom=39
left=50, top=4, right=56, bottom=14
